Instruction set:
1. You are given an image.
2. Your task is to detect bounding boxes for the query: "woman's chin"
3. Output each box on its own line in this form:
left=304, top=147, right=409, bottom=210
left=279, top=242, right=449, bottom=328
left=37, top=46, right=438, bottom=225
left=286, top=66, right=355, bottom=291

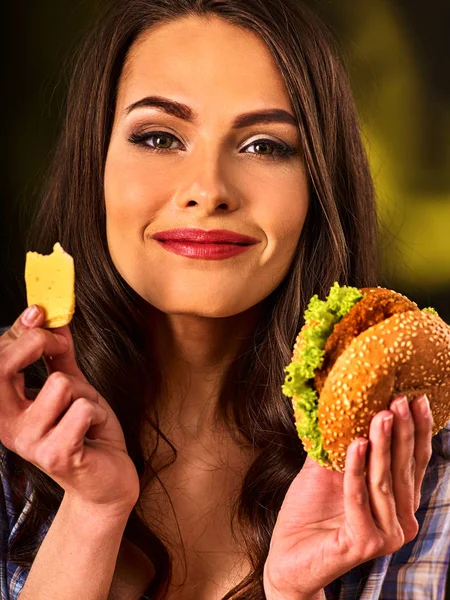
left=142, top=294, right=259, bottom=319
left=156, top=303, right=251, bottom=319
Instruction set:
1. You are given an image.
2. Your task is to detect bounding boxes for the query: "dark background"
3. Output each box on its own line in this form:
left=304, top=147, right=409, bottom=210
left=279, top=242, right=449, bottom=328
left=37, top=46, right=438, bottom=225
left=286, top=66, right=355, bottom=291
left=2, top=0, right=450, bottom=326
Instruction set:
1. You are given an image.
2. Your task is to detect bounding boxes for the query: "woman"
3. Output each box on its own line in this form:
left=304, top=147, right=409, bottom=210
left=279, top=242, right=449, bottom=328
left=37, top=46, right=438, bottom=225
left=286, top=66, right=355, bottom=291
left=0, top=0, right=448, bottom=599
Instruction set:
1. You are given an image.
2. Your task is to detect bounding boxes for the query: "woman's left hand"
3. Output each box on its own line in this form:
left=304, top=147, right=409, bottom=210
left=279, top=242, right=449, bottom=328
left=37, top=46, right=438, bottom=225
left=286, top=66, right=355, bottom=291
left=263, top=394, right=433, bottom=600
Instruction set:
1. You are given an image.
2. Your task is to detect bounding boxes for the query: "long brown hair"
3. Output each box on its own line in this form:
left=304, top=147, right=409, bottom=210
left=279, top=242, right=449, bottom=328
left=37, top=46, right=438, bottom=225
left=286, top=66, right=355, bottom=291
left=3, top=0, right=379, bottom=597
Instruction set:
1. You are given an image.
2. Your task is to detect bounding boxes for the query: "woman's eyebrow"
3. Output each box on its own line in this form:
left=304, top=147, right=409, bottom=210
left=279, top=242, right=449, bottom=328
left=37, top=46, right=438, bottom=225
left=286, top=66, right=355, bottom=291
left=124, top=95, right=297, bottom=128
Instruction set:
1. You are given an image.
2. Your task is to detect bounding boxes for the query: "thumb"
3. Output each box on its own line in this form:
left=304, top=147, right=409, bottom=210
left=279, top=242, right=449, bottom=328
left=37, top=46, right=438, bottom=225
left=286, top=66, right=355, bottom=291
left=44, top=323, right=87, bottom=381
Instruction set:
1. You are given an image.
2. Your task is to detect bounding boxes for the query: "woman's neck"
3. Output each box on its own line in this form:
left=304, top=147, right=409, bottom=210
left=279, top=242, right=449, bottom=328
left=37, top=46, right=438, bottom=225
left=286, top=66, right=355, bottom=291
left=145, top=304, right=261, bottom=436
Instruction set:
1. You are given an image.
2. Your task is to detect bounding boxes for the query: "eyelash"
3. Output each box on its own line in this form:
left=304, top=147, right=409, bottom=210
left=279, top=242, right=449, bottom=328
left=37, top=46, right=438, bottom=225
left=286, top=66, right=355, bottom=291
left=127, top=131, right=298, bottom=160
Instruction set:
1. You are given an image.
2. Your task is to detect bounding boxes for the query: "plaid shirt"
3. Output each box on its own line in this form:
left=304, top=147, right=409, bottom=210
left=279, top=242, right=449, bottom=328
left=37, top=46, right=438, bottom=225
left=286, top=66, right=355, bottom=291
left=324, top=422, right=450, bottom=599
left=1, top=426, right=449, bottom=599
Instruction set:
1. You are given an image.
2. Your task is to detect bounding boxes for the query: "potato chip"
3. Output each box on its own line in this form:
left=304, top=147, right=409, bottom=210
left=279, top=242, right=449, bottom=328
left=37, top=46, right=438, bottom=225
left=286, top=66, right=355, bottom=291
left=25, top=242, right=75, bottom=328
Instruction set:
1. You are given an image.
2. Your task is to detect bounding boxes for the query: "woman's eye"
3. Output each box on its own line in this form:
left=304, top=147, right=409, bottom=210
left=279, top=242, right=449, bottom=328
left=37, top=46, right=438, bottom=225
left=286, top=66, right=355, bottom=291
left=242, top=139, right=296, bottom=160
left=128, top=131, right=182, bottom=151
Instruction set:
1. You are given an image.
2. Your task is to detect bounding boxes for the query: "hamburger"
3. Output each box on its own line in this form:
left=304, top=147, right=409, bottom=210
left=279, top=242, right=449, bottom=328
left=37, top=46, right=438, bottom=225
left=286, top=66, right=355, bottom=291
left=282, top=282, right=450, bottom=472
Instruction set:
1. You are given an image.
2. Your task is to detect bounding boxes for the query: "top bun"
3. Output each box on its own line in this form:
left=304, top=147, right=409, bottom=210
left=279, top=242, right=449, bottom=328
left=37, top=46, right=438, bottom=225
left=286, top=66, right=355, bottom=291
left=314, top=287, right=420, bottom=395
left=319, top=307, right=450, bottom=471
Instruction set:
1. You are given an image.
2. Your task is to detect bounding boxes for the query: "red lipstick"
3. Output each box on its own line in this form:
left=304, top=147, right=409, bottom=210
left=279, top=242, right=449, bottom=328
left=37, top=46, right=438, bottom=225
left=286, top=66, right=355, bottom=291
left=151, top=228, right=259, bottom=260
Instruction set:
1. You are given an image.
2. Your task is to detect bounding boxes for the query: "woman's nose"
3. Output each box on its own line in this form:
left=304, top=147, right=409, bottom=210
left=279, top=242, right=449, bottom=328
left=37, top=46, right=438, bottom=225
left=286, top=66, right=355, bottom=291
left=172, top=154, right=241, bottom=215
left=179, top=195, right=234, bottom=213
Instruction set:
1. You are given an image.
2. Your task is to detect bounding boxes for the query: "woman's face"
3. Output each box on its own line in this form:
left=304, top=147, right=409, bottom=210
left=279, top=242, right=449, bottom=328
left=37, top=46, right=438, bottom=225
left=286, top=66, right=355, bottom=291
left=104, top=15, right=309, bottom=318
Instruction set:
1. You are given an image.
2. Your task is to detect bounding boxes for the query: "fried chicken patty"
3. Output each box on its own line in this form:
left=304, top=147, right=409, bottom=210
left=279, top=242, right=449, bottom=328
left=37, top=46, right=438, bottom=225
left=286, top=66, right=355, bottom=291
left=314, top=287, right=420, bottom=394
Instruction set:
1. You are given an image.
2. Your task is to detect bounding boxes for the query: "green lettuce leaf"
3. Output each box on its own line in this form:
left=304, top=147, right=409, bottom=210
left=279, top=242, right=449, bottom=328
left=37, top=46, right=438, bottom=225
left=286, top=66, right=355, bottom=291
left=282, top=282, right=365, bottom=464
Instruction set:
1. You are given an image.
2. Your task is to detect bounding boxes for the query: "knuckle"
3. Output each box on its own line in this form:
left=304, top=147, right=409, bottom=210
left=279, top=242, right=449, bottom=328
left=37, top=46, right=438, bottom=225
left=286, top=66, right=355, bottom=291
left=365, top=536, right=385, bottom=558
left=398, top=460, right=415, bottom=485
left=402, top=517, right=419, bottom=543
left=27, top=327, right=46, bottom=347
left=348, top=487, right=369, bottom=507
left=73, top=396, right=94, bottom=414
left=387, top=526, right=405, bottom=553
left=2, top=324, right=20, bottom=342
left=373, top=473, right=392, bottom=495
left=401, top=427, right=415, bottom=443
left=36, top=445, right=65, bottom=474
left=47, top=371, right=71, bottom=391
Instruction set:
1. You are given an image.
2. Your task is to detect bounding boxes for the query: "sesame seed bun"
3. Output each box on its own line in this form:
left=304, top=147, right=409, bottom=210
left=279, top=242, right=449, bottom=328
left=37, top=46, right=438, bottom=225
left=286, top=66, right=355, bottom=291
left=320, top=308, right=450, bottom=471
left=286, top=286, right=450, bottom=472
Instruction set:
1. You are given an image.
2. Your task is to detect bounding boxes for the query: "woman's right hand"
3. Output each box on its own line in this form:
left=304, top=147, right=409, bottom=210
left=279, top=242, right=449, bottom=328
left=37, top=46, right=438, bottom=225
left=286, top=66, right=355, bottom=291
left=0, top=305, right=140, bottom=517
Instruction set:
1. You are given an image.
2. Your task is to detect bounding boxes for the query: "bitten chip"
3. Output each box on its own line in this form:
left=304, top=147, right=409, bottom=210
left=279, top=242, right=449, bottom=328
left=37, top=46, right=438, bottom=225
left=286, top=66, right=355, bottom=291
left=25, top=242, right=75, bottom=328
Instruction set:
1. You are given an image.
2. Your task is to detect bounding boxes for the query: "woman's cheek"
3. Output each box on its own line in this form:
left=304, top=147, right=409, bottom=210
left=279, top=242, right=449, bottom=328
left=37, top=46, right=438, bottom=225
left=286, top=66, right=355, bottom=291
left=261, top=201, right=308, bottom=262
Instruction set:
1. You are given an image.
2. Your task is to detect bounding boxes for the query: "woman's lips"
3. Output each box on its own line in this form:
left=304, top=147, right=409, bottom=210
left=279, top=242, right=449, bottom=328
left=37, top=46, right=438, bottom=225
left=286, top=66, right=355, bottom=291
left=152, top=228, right=259, bottom=244
left=151, top=228, right=260, bottom=259
left=154, top=240, right=255, bottom=259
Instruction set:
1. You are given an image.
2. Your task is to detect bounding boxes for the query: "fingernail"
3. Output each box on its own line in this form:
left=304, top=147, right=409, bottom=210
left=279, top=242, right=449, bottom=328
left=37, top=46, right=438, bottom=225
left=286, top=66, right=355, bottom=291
left=383, top=414, right=394, bottom=434
left=392, top=394, right=407, bottom=404
left=358, top=439, right=368, bottom=459
left=417, top=395, right=430, bottom=417
left=393, top=397, right=409, bottom=419
left=21, top=305, right=39, bottom=327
